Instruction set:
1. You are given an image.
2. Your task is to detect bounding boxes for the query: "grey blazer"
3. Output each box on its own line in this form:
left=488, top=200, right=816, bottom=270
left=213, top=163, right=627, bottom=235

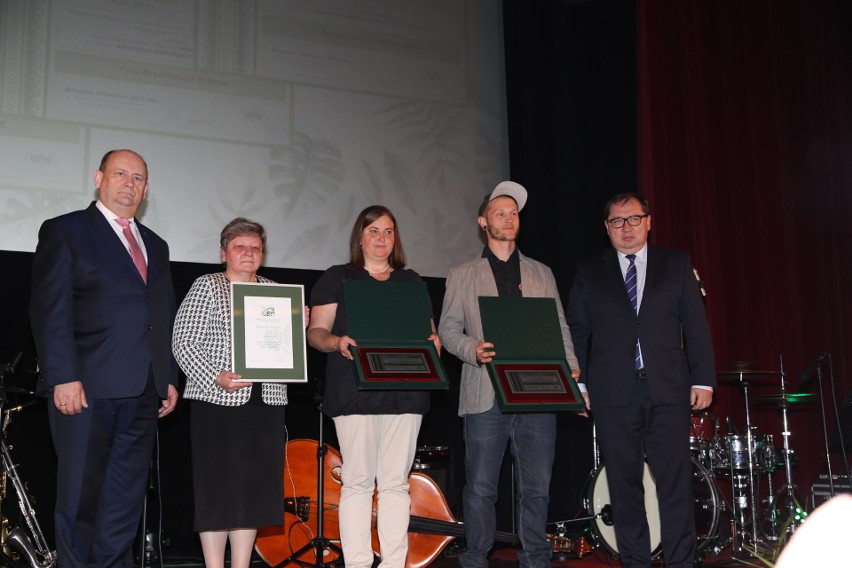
left=439, top=252, right=579, bottom=416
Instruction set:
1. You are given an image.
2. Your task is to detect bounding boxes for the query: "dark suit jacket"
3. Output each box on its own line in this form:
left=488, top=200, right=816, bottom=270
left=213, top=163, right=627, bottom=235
left=30, top=202, right=177, bottom=399
left=567, top=245, right=715, bottom=407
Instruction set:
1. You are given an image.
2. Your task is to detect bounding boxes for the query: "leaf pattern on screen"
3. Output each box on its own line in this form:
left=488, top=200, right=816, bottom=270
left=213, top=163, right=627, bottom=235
left=382, top=151, right=417, bottom=214
left=279, top=223, right=333, bottom=264
left=0, top=192, right=86, bottom=223
left=376, top=101, right=467, bottom=194
left=180, top=176, right=269, bottom=258
left=270, top=131, right=345, bottom=221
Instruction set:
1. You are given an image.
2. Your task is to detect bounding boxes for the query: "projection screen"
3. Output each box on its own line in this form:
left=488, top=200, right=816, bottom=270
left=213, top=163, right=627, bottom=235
left=0, top=0, right=509, bottom=277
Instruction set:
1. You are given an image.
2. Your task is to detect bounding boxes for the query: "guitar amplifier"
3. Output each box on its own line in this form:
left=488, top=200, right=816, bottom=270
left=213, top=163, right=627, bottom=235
left=412, top=445, right=451, bottom=496
left=811, top=475, right=852, bottom=509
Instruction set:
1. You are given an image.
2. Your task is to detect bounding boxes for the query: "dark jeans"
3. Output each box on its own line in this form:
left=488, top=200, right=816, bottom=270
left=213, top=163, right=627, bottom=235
left=460, top=402, right=556, bottom=568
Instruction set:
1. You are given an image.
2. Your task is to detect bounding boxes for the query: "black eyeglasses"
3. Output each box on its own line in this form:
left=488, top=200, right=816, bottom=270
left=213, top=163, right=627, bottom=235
left=606, top=214, right=649, bottom=228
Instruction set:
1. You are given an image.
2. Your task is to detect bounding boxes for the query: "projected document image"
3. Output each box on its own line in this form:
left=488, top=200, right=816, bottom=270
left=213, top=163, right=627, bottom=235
left=52, top=0, right=196, bottom=67
left=259, top=0, right=466, bottom=103
left=47, top=1, right=292, bottom=145
left=0, top=0, right=508, bottom=276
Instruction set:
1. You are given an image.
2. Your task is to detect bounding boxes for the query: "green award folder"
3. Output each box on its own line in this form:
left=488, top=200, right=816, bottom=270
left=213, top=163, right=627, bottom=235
left=344, top=280, right=448, bottom=390
left=478, top=296, right=583, bottom=411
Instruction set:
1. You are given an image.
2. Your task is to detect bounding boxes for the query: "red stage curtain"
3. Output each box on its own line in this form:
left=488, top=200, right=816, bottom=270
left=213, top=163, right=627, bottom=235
left=638, top=0, right=852, bottom=498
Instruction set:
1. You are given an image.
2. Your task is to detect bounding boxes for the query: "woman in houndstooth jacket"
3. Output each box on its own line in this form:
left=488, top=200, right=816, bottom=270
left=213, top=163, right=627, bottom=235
left=173, top=218, right=298, bottom=568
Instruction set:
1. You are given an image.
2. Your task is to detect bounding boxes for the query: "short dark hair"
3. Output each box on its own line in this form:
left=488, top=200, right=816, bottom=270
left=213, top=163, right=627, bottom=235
left=347, top=205, right=407, bottom=269
left=604, top=193, right=650, bottom=219
left=220, top=217, right=267, bottom=250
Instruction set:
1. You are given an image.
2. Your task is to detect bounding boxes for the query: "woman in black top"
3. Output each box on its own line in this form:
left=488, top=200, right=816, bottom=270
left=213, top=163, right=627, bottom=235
left=307, top=205, right=440, bottom=568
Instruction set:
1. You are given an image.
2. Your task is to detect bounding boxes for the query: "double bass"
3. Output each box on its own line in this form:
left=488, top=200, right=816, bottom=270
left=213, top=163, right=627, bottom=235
left=254, top=439, right=590, bottom=568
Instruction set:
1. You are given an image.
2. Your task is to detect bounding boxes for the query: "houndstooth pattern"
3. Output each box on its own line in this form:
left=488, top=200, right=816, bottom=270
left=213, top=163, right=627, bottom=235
left=173, top=272, right=287, bottom=406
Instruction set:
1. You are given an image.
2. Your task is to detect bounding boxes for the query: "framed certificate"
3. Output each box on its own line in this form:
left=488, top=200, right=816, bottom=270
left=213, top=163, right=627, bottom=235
left=345, top=280, right=448, bottom=390
left=231, top=282, right=308, bottom=382
left=479, top=297, right=584, bottom=411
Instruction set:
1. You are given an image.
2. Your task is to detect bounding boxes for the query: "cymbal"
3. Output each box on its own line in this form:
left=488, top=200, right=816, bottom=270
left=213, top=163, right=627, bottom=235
left=716, top=371, right=781, bottom=386
left=752, top=393, right=817, bottom=404
left=717, top=369, right=781, bottom=377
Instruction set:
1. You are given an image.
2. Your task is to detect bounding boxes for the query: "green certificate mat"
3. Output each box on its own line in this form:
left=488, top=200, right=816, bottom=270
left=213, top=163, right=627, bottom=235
left=478, top=296, right=583, bottom=411
left=344, top=280, right=448, bottom=390
left=231, top=282, right=307, bottom=382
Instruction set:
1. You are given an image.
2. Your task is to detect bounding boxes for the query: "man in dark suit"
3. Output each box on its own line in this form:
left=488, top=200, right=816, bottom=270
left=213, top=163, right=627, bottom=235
left=29, top=149, right=179, bottom=567
left=566, top=193, right=715, bottom=568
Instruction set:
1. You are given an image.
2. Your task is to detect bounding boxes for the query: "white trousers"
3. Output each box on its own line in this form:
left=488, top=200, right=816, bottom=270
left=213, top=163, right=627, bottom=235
left=333, top=413, right=422, bottom=568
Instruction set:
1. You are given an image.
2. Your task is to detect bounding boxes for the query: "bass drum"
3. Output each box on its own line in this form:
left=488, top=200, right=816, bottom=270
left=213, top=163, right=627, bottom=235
left=585, top=456, right=722, bottom=559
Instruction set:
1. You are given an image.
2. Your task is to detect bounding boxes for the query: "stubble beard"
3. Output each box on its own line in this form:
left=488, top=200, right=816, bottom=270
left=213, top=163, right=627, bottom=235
left=486, top=225, right=517, bottom=242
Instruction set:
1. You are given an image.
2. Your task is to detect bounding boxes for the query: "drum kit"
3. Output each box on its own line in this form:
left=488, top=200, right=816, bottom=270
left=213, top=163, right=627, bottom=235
left=584, top=362, right=815, bottom=562
left=585, top=453, right=724, bottom=560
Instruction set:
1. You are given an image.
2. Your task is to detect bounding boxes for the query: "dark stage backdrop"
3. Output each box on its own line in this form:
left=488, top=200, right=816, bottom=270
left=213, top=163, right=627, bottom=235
left=638, top=0, right=852, bottom=504
left=499, top=0, right=639, bottom=535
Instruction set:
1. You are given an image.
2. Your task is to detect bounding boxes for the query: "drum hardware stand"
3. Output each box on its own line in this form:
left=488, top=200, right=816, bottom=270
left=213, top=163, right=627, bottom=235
left=583, top=422, right=607, bottom=553
left=774, top=356, right=802, bottom=537
left=722, top=426, right=770, bottom=557
left=272, top=377, right=342, bottom=568
left=592, top=422, right=600, bottom=468
left=0, top=354, right=56, bottom=568
left=724, top=373, right=764, bottom=555
left=751, top=355, right=807, bottom=543
left=551, top=514, right=602, bottom=531
left=762, top=461, right=779, bottom=543
left=726, top=469, right=752, bottom=554
left=742, top=386, right=762, bottom=551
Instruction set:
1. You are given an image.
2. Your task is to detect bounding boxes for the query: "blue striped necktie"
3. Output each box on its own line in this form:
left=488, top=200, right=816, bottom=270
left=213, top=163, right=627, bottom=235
left=625, top=254, right=641, bottom=369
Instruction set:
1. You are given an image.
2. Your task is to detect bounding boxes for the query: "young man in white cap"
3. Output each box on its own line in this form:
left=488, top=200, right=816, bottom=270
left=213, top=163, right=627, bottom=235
left=439, top=181, right=580, bottom=568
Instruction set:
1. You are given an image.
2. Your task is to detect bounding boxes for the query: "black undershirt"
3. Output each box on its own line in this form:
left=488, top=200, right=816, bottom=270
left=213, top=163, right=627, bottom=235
left=482, top=246, right=522, bottom=298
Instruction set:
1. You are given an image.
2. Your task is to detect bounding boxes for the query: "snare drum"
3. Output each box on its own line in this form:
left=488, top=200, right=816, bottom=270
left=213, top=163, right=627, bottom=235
left=585, top=456, right=722, bottom=559
left=714, top=433, right=775, bottom=472
left=689, top=411, right=718, bottom=452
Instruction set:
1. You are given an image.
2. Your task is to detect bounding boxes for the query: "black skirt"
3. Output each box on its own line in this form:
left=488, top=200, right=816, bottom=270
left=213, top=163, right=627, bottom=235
left=189, top=386, right=286, bottom=532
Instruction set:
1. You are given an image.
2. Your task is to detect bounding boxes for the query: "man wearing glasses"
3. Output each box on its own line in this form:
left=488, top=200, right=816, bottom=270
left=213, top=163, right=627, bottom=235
left=566, top=193, right=715, bottom=568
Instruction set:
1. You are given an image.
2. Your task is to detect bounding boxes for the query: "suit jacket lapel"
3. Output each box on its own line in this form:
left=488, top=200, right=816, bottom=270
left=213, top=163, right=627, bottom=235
left=603, top=248, right=636, bottom=315
left=86, top=203, right=147, bottom=284
left=476, top=258, right=498, bottom=297
left=643, top=245, right=660, bottom=311
left=137, top=222, right=157, bottom=282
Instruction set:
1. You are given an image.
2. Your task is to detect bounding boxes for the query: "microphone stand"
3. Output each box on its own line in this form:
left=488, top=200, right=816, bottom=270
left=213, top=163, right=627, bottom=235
left=815, top=359, right=835, bottom=497
left=272, top=377, right=342, bottom=568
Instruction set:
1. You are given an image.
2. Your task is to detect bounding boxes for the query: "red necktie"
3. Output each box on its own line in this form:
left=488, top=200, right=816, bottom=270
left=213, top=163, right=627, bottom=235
left=114, top=218, right=148, bottom=283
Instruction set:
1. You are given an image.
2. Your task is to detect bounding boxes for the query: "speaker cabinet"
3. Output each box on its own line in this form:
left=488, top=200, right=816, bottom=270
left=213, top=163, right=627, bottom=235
left=811, top=475, right=852, bottom=509
left=412, top=445, right=452, bottom=497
